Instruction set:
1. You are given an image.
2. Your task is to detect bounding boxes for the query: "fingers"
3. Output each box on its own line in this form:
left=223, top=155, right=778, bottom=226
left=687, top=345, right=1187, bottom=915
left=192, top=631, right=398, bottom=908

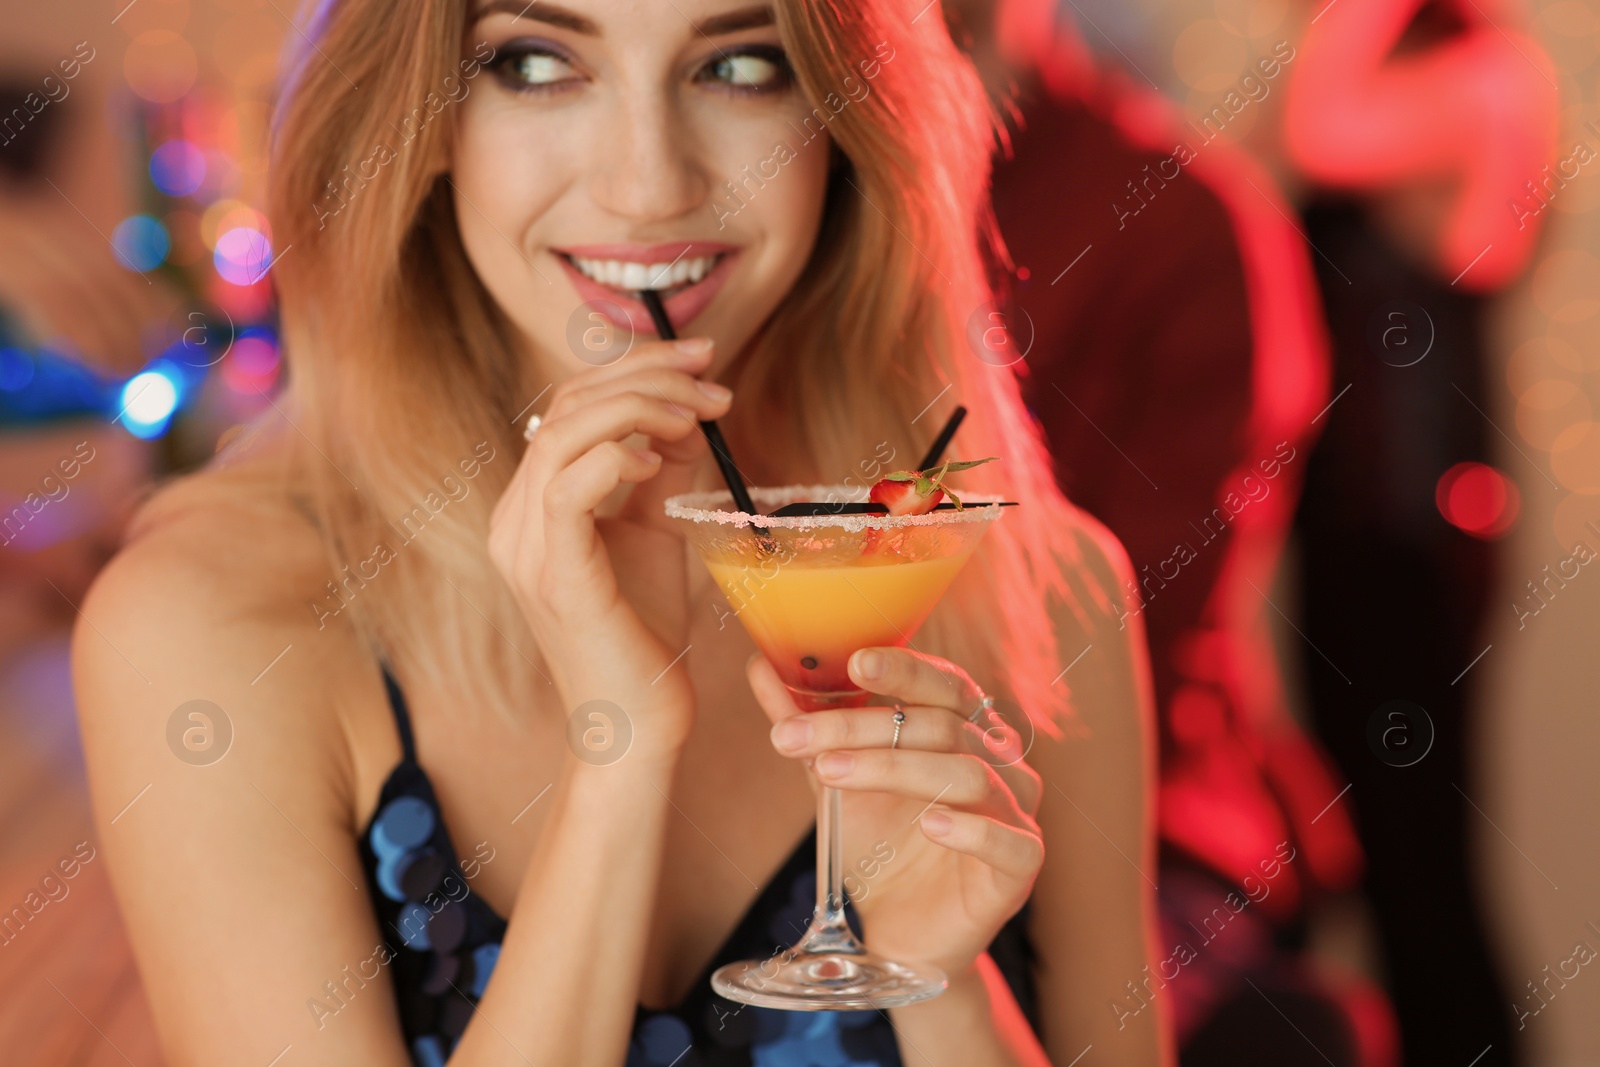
left=847, top=647, right=985, bottom=717
left=552, top=362, right=731, bottom=430
left=541, top=441, right=663, bottom=574
left=541, top=337, right=718, bottom=422
left=771, top=701, right=1044, bottom=818
left=746, top=653, right=804, bottom=726
left=812, top=748, right=1023, bottom=823
left=771, top=701, right=968, bottom=756
left=918, top=810, right=1044, bottom=883
left=536, top=383, right=726, bottom=459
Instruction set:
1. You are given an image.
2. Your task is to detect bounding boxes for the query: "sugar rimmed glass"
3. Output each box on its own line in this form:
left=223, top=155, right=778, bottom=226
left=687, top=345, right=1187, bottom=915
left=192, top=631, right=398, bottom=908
left=665, top=483, right=1005, bottom=1010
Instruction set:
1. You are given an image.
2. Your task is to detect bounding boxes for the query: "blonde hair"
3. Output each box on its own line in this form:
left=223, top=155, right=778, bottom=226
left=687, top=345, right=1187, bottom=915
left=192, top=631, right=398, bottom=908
left=148, top=0, right=1094, bottom=736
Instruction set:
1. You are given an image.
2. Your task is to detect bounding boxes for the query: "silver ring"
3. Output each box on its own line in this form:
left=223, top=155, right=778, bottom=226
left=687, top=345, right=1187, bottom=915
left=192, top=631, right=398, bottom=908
left=967, top=694, right=995, bottom=723
left=523, top=413, right=543, bottom=442
left=890, top=707, right=906, bottom=749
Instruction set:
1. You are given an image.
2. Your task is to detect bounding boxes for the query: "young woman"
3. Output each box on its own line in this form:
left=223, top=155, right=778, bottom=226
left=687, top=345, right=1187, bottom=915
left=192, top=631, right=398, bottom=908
left=73, top=1, right=1169, bottom=1063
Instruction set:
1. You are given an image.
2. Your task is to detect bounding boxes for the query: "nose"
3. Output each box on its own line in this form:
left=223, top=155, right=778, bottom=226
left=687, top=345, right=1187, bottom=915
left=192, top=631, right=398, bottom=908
left=589, top=89, right=711, bottom=224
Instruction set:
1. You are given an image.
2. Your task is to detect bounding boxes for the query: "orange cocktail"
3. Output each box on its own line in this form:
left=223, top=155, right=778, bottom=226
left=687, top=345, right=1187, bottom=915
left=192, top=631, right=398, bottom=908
left=666, top=482, right=1005, bottom=1009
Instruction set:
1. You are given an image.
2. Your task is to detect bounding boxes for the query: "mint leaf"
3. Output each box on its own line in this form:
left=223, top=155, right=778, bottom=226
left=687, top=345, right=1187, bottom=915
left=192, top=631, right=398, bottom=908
left=937, top=457, right=999, bottom=473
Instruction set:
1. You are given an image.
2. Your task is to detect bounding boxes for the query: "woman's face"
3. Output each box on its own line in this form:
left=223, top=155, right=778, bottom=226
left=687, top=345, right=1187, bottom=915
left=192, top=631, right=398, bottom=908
left=453, top=0, right=832, bottom=380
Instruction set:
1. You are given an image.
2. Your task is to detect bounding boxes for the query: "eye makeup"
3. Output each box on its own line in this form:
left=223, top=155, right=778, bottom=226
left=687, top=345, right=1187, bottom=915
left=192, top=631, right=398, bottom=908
left=479, top=34, right=794, bottom=98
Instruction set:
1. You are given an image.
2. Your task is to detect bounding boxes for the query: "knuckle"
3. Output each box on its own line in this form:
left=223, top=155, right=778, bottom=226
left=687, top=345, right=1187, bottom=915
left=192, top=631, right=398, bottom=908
left=958, top=754, right=994, bottom=799
left=836, top=712, right=865, bottom=749
left=1019, top=829, right=1045, bottom=869
left=542, top=471, right=576, bottom=517
left=937, top=715, right=967, bottom=751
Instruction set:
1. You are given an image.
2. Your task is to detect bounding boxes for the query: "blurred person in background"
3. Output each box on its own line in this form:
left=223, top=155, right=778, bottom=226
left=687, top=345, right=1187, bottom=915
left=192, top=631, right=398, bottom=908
left=1282, top=0, right=1559, bottom=1063
left=944, top=0, right=1394, bottom=1063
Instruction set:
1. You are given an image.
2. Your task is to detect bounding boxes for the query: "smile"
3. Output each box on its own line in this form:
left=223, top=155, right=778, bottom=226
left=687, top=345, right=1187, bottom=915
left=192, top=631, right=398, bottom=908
left=564, top=252, right=724, bottom=296
left=553, top=241, right=740, bottom=336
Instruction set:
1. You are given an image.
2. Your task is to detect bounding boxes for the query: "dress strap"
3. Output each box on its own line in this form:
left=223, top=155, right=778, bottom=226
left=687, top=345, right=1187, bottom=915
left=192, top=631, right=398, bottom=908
left=380, top=665, right=418, bottom=765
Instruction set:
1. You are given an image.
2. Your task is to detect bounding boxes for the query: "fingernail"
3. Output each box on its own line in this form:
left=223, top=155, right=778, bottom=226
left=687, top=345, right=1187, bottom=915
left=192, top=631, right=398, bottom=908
left=637, top=449, right=661, bottom=464
left=674, top=337, right=713, bottom=355
left=921, top=810, right=953, bottom=835
left=772, top=718, right=811, bottom=753
left=853, top=649, right=883, bottom=681
left=816, top=751, right=853, bottom=778
left=697, top=379, right=732, bottom=402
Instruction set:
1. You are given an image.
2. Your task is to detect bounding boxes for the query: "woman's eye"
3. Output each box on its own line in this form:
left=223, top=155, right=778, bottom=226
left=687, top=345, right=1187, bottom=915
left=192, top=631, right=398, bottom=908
left=702, top=49, right=792, bottom=91
left=496, top=47, right=579, bottom=89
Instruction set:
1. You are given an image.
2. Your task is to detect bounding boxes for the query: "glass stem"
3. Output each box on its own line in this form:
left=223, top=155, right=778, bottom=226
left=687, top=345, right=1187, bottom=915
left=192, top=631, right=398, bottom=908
left=798, top=784, right=866, bottom=956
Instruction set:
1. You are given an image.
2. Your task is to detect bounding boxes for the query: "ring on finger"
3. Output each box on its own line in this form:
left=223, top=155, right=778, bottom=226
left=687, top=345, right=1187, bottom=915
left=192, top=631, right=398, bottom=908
left=967, top=693, right=996, bottom=723
left=523, top=413, right=544, bottom=441
left=890, top=703, right=905, bottom=750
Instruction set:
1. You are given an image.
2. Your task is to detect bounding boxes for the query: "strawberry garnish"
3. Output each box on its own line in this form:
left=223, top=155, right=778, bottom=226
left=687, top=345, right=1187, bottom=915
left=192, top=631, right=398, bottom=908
left=869, top=457, right=998, bottom=513
left=862, top=457, right=998, bottom=553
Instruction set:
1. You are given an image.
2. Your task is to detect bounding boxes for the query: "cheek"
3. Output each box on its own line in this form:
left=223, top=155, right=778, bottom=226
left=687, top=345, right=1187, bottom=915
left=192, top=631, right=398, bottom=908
left=699, top=104, right=831, bottom=315
left=450, top=96, right=578, bottom=342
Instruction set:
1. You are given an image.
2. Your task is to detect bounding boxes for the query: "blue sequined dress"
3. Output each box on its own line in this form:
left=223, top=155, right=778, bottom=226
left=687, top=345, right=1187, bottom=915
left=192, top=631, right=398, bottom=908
left=358, top=668, right=1039, bottom=1066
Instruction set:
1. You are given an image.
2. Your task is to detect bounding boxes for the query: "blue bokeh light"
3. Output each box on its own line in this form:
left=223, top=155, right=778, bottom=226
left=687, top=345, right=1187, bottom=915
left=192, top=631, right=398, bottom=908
left=112, top=215, right=170, bottom=273
left=0, top=348, right=35, bottom=391
left=149, top=140, right=207, bottom=197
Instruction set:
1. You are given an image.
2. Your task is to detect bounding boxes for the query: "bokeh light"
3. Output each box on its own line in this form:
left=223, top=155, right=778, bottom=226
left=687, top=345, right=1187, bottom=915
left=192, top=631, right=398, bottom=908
left=221, top=330, right=282, bottom=394
left=214, top=227, right=272, bottom=286
left=0, top=349, right=35, bottom=392
left=1436, top=462, right=1521, bottom=539
left=1517, top=378, right=1592, bottom=449
left=1551, top=421, right=1600, bottom=494
left=150, top=140, right=207, bottom=197
left=124, top=30, right=199, bottom=104
left=119, top=367, right=182, bottom=438
left=199, top=198, right=259, bottom=248
left=112, top=215, right=171, bottom=272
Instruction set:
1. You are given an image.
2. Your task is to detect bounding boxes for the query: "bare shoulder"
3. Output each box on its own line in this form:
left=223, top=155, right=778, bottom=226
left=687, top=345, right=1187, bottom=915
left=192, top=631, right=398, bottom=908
left=72, top=439, right=376, bottom=821
left=1050, top=498, right=1140, bottom=631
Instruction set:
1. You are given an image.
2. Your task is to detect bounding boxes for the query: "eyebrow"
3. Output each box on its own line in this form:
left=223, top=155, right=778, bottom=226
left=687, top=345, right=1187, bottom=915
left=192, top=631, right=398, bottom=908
left=472, top=1, right=775, bottom=37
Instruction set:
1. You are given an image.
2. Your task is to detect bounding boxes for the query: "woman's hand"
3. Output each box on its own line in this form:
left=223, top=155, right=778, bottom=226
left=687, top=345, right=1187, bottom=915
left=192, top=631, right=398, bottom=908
left=488, top=337, right=731, bottom=759
left=748, top=647, right=1044, bottom=980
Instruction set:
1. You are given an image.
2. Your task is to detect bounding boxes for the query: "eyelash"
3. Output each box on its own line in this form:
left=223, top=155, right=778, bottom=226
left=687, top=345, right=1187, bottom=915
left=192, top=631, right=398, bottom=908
left=488, top=42, right=794, bottom=96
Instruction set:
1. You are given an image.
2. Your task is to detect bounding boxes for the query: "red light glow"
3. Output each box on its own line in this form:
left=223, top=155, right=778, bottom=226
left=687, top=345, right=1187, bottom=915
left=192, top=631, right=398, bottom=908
left=1436, top=462, right=1520, bottom=538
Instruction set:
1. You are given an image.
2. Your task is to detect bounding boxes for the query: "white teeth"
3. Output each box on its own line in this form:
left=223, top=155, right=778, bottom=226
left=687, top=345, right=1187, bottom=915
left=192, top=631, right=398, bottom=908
left=568, top=253, right=722, bottom=291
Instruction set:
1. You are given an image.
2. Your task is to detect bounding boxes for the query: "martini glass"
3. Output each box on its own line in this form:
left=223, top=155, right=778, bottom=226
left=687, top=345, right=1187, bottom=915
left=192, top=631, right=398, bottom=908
left=665, top=483, right=1006, bottom=1011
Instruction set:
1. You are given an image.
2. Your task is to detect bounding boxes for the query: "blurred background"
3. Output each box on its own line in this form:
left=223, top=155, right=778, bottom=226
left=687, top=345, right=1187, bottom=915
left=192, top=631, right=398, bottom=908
left=1, top=0, right=1596, bottom=1063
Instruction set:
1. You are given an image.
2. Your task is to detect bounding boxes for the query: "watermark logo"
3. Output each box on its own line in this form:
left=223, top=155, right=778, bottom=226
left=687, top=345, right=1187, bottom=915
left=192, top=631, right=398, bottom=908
left=963, top=697, right=1036, bottom=770
left=567, top=699, right=632, bottom=765
left=166, top=699, right=233, bottom=766
left=1367, top=301, right=1434, bottom=367
left=565, top=300, right=634, bottom=366
left=965, top=303, right=1033, bottom=368
left=1367, top=699, right=1434, bottom=767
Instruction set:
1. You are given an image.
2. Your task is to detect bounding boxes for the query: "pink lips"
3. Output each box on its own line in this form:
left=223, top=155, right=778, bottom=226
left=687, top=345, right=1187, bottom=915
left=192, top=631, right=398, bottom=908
left=553, top=241, right=740, bottom=337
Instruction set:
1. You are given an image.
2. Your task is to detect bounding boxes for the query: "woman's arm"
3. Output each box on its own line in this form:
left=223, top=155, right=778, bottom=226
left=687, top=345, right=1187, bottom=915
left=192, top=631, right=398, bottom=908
left=1025, top=509, right=1172, bottom=1065
left=74, top=524, right=418, bottom=1066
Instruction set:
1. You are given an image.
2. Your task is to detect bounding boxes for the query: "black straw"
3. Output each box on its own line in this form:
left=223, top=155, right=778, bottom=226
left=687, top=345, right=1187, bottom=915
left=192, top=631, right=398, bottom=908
left=638, top=288, right=760, bottom=518
left=916, top=405, right=967, bottom=471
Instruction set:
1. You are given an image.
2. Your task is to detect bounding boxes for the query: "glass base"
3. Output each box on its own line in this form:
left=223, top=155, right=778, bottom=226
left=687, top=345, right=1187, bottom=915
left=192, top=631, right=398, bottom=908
left=710, top=949, right=947, bottom=1011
